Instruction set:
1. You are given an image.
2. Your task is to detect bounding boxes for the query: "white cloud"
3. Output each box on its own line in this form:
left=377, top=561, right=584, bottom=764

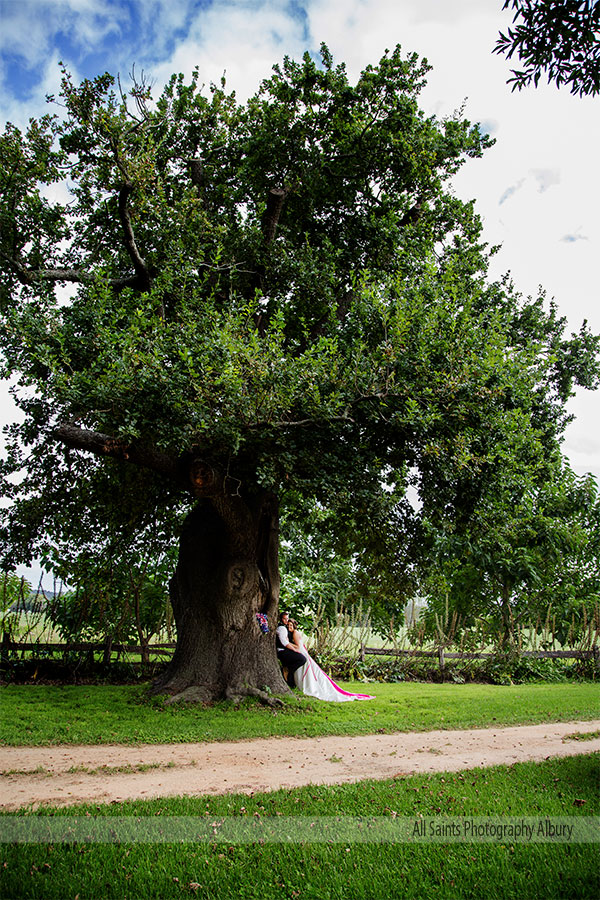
left=564, top=389, right=600, bottom=478
left=498, top=168, right=560, bottom=207
left=478, top=118, right=499, bottom=137
left=144, top=0, right=309, bottom=99
left=406, top=0, right=496, bottom=25
left=0, top=0, right=127, bottom=70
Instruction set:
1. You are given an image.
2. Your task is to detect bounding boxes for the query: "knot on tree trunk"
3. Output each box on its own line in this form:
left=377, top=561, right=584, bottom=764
left=189, top=459, right=219, bottom=495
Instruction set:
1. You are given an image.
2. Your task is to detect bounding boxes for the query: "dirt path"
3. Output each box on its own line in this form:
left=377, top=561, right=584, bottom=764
left=1, top=720, right=599, bottom=811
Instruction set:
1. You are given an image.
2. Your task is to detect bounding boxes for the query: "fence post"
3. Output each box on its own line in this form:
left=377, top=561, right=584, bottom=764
left=1, top=631, right=10, bottom=665
left=102, top=636, right=113, bottom=667
left=438, top=646, right=445, bottom=672
left=593, top=645, right=600, bottom=675
left=359, top=643, right=365, bottom=663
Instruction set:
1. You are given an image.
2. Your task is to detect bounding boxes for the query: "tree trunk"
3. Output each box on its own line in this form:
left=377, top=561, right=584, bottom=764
left=151, top=483, right=288, bottom=704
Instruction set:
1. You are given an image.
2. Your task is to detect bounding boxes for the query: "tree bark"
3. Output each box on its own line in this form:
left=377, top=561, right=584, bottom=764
left=151, top=484, right=288, bottom=703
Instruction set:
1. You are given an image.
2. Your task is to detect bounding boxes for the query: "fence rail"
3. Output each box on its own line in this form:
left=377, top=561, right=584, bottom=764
left=359, top=644, right=600, bottom=671
left=1, top=641, right=176, bottom=653
left=2, top=637, right=598, bottom=672
left=0, top=636, right=176, bottom=666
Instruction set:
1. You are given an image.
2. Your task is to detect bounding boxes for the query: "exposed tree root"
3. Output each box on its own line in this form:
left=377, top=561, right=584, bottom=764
left=161, top=686, right=214, bottom=706
left=225, top=684, right=287, bottom=707
left=156, top=682, right=288, bottom=707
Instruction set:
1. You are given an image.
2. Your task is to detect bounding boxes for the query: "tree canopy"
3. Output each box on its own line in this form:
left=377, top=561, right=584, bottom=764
left=0, top=45, right=598, bottom=695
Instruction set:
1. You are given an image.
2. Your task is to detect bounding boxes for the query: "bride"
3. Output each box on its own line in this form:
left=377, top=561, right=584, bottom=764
left=286, top=616, right=373, bottom=702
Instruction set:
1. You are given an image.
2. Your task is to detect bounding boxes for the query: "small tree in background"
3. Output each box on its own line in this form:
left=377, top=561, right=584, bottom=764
left=1, top=573, right=32, bottom=639
left=420, top=465, right=600, bottom=644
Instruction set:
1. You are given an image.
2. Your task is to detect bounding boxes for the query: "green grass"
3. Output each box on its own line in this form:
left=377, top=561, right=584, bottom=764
left=564, top=730, right=600, bottom=742
left=1, top=754, right=598, bottom=899
left=1, top=681, right=599, bottom=746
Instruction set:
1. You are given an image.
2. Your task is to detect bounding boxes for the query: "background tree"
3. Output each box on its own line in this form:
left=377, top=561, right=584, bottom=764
left=495, top=0, right=600, bottom=95
left=45, top=556, right=173, bottom=661
left=280, top=486, right=420, bottom=634
left=1, top=573, right=32, bottom=639
left=414, top=289, right=600, bottom=642
left=420, top=466, right=600, bottom=643
left=1, top=46, right=597, bottom=702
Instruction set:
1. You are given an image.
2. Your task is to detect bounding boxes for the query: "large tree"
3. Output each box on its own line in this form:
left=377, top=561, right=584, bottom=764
left=1, top=46, right=597, bottom=702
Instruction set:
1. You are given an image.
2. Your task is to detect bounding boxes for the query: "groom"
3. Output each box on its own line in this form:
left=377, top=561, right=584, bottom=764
left=276, top=611, right=306, bottom=688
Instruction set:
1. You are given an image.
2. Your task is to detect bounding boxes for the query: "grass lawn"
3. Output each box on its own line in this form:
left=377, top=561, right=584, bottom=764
left=1, top=681, right=599, bottom=746
left=1, top=754, right=598, bottom=899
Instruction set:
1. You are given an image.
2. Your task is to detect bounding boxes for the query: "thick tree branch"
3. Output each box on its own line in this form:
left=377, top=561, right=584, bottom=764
left=54, top=424, right=180, bottom=480
left=399, top=196, right=423, bottom=227
left=1, top=252, right=143, bottom=291
left=252, top=185, right=293, bottom=334
left=261, top=186, right=289, bottom=244
left=189, top=158, right=204, bottom=189
left=118, top=182, right=151, bottom=290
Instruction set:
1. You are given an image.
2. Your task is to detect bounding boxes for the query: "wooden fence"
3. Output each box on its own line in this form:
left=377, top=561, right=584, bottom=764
left=359, top=644, right=600, bottom=673
left=0, top=636, right=176, bottom=666
left=2, top=635, right=598, bottom=672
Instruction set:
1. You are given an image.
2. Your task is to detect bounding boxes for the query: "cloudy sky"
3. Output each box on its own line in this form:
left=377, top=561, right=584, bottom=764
left=1, top=0, right=599, bottom=583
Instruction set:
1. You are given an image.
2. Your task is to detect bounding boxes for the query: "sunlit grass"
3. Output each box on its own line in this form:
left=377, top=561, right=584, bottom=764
left=1, top=681, right=598, bottom=747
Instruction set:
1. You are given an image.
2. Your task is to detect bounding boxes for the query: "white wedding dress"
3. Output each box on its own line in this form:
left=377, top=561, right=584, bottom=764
left=294, top=641, right=373, bottom=702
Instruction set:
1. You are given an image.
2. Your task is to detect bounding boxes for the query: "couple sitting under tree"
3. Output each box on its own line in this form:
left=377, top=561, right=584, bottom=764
left=276, top=612, right=306, bottom=686
left=275, top=611, right=373, bottom=703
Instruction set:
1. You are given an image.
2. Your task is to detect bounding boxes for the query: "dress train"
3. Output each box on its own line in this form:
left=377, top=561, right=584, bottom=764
left=294, top=642, right=373, bottom=702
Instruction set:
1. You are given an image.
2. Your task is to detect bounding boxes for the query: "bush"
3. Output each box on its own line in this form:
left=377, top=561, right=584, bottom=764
left=482, top=654, right=582, bottom=685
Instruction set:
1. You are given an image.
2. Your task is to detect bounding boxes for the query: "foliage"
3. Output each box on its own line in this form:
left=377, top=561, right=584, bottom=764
left=280, top=505, right=362, bottom=625
left=281, top=488, right=422, bottom=633
left=44, top=570, right=170, bottom=645
left=419, top=466, right=600, bottom=641
left=325, top=650, right=595, bottom=685
left=480, top=653, right=578, bottom=684
left=0, top=653, right=145, bottom=685
left=308, top=599, right=599, bottom=684
left=320, top=640, right=597, bottom=685
left=495, top=0, right=600, bottom=95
